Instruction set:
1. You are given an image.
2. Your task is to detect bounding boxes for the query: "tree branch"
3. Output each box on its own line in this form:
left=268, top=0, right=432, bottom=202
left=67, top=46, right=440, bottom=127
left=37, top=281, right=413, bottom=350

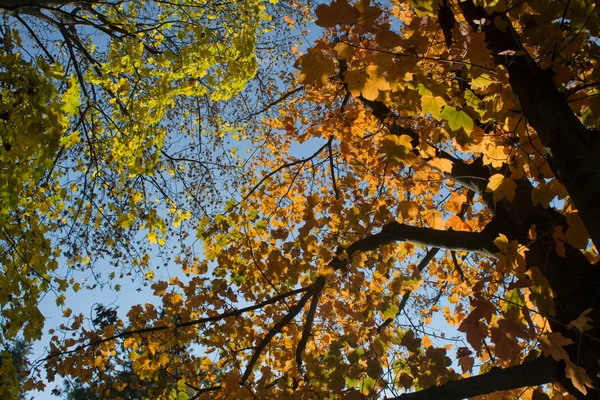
left=241, top=280, right=319, bottom=383
left=386, top=356, right=559, bottom=400
left=460, top=0, right=600, bottom=250
left=45, top=285, right=311, bottom=361
left=295, top=276, right=326, bottom=369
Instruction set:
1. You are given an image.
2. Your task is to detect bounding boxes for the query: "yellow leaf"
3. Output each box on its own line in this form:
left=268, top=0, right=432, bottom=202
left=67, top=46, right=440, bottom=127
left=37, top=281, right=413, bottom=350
left=147, top=231, right=158, bottom=244
left=531, top=182, right=554, bottom=209
left=345, top=65, right=390, bottom=101
left=567, top=308, right=593, bottom=332
left=296, top=48, right=336, bottom=87
left=421, top=95, right=446, bottom=120
left=399, top=201, right=419, bottom=219
left=380, top=134, right=413, bottom=163
left=55, top=295, right=66, bottom=307
left=486, top=174, right=517, bottom=202
left=159, top=353, right=169, bottom=365
left=152, top=281, right=169, bottom=296
left=334, top=42, right=353, bottom=60
left=565, top=361, right=595, bottom=395
left=493, top=233, right=509, bottom=251
left=428, top=157, right=453, bottom=173
left=539, top=333, right=573, bottom=361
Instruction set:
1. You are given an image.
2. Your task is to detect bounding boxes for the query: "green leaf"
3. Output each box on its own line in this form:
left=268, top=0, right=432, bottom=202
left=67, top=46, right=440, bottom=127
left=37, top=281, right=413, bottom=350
left=421, top=95, right=446, bottom=120
left=382, top=304, right=399, bottom=319
left=440, top=106, right=474, bottom=133
left=256, top=219, right=268, bottom=232
left=501, top=288, right=524, bottom=319
left=61, top=75, right=81, bottom=116
left=248, top=208, right=259, bottom=222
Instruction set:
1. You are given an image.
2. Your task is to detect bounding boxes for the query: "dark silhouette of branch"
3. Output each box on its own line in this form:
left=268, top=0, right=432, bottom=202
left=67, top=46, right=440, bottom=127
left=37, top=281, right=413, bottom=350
left=243, top=141, right=330, bottom=201
left=241, top=282, right=317, bottom=383
left=329, top=222, right=496, bottom=275
left=386, top=356, right=559, bottom=400
left=44, top=285, right=311, bottom=361
left=244, top=86, right=303, bottom=120
left=295, top=276, right=326, bottom=369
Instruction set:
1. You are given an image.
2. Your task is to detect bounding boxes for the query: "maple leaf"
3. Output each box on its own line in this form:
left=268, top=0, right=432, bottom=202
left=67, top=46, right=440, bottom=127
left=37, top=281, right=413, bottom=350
left=486, top=174, right=517, bottom=202
left=565, top=211, right=590, bottom=249
left=539, top=332, right=574, bottom=362
left=458, top=355, right=474, bottom=373
left=458, top=317, right=487, bottom=352
left=440, top=105, right=474, bottom=133
left=295, top=48, right=336, bottom=86
left=428, top=157, right=453, bottom=173
left=345, top=65, right=390, bottom=100
left=380, top=134, right=413, bottom=163
left=355, top=0, right=383, bottom=27
left=421, top=95, right=446, bottom=120
left=314, top=0, right=359, bottom=28
left=334, top=42, right=353, bottom=61
left=565, top=361, right=595, bottom=395
left=567, top=308, right=594, bottom=332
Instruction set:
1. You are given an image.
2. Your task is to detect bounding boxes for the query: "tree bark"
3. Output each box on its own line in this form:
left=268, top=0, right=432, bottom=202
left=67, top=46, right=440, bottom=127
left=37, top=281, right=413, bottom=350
left=459, top=0, right=600, bottom=253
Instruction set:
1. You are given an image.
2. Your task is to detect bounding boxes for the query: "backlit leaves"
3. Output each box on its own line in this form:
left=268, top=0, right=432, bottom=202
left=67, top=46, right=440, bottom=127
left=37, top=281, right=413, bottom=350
left=296, top=48, right=336, bottom=86
left=6, top=0, right=600, bottom=398
left=315, top=0, right=359, bottom=28
left=345, top=65, right=390, bottom=100
left=487, top=174, right=517, bottom=202
left=440, top=106, right=474, bottom=133
left=565, top=361, right=595, bottom=395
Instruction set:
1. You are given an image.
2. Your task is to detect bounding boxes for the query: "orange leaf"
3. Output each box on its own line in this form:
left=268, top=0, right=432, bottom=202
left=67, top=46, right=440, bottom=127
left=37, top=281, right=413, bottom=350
left=345, top=65, right=390, bottom=100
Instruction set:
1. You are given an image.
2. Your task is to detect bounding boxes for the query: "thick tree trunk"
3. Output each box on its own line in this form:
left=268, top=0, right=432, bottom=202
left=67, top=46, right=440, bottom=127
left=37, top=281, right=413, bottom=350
left=459, top=0, right=600, bottom=253
left=356, top=4, right=600, bottom=396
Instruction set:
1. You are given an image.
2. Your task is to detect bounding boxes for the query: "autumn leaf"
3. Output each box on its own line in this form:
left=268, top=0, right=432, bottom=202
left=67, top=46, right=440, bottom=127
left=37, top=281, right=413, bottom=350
left=315, top=0, right=359, bottom=28
left=565, top=211, right=590, bottom=249
left=296, top=48, right=336, bottom=86
left=421, top=95, right=446, bottom=120
left=567, top=308, right=594, bottom=332
left=355, top=0, right=383, bottom=27
left=486, top=174, right=517, bottom=202
left=334, top=42, right=353, bottom=61
left=565, top=361, right=595, bottom=395
left=440, top=106, right=474, bottom=133
left=539, top=332, right=574, bottom=362
left=458, top=355, right=474, bottom=373
left=379, top=134, right=413, bottom=163
left=428, top=157, right=453, bottom=173
left=345, top=65, right=390, bottom=101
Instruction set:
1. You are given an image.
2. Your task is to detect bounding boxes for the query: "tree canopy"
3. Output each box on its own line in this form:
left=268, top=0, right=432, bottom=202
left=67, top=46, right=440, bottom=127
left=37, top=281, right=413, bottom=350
left=2, top=0, right=600, bottom=399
